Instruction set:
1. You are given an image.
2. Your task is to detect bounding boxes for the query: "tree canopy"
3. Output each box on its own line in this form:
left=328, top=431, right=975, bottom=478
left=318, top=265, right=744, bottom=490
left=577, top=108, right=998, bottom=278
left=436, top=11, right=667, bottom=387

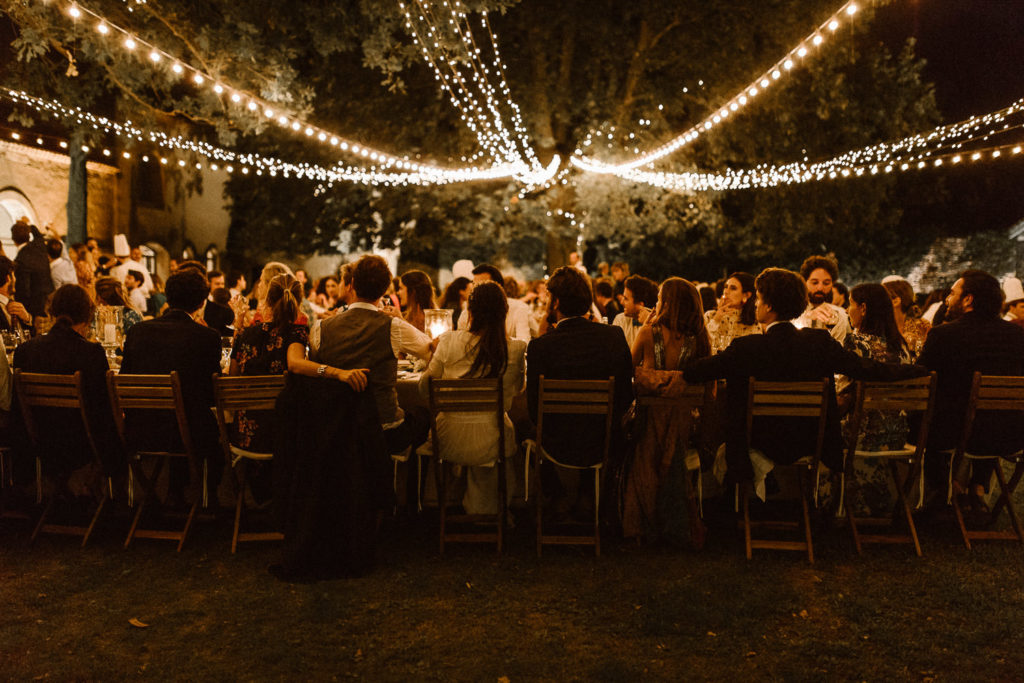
left=2, top=0, right=950, bottom=281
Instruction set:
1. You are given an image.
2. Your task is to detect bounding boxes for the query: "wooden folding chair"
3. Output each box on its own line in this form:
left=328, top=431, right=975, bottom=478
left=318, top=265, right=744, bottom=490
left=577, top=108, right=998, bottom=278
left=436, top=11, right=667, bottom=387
left=743, top=378, right=829, bottom=563
left=213, top=373, right=287, bottom=553
left=525, top=376, right=614, bottom=557
left=107, top=371, right=203, bottom=552
left=950, top=372, right=1024, bottom=549
left=428, top=377, right=506, bottom=554
left=634, top=383, right=712, bottom=523
left=14, top=370, right=112, bottom=547
left=844, top=373, right=936, bottom=556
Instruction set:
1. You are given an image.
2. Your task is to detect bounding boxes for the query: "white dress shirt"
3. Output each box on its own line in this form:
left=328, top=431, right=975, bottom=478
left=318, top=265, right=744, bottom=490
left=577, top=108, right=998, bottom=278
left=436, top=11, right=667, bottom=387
left=457, top=296, right=533, bottom=341
left=50, top=257, right=78, bottom=290
left=111, top=258, right=154, bottom=295
left=795, top=302, right=850, bottom=345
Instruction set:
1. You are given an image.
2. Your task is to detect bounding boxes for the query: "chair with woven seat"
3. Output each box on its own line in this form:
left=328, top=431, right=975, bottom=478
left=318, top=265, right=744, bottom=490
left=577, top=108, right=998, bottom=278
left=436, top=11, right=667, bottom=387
left=742, top=378, right=830, bottom=563
left=213, top=373, right=287, bottom=553
left=427, top=376, right=506, bottom=554
left=107, top=371, right=204, bottom=552
left=950, top=372, right=1024, bottom=549
left=14, top=370, right=113, bottom=547
left=844, top=373, right=937, bottom=556
left=524, top=376, right=615, bottom=557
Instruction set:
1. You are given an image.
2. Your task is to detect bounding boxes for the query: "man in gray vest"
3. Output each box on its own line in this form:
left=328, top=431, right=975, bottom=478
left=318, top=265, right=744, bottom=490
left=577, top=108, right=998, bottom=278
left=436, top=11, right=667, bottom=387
left=313, top=255, right=433, bottom=455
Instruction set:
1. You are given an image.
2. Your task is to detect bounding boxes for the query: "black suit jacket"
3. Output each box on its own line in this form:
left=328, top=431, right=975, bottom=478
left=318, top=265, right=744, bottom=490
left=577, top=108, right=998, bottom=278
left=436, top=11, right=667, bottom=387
left=14, top=227, right=55, bottom=319
left=120, top=309, right=222, bottom=461
left=203, top=300, right=234, bottom=337
left=916, top=311, right=1024, bottom=455
left=12, top=319, right=121, bottom=475
left=684, top=322, right=925, bottom=481
left=526, top=317, right=634, bottom=466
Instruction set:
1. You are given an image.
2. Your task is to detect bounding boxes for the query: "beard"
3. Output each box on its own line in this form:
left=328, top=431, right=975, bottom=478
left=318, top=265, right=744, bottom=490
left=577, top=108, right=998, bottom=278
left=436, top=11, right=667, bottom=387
left=808, top=290, right=830, bottom=306
left=945, top=299, right=964, bottom=321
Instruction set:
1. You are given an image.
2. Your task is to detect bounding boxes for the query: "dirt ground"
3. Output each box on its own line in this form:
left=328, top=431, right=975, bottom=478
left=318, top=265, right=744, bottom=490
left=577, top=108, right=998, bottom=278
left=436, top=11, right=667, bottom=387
left=3, top=500, right=1024, bottom=681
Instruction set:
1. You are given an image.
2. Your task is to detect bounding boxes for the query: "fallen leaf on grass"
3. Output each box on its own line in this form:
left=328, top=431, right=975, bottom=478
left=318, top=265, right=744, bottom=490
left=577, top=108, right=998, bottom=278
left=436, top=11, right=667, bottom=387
left=498, top=677, right=511, bottom=683
left=798, top=610, right=809, bottom=619
left=128, top=618, right=149, bottom=629
left=745, top=651, right=757, bottom=658
left=466, top=582, right=472, bottom=589
left=706, top=631, right=716, bottom=637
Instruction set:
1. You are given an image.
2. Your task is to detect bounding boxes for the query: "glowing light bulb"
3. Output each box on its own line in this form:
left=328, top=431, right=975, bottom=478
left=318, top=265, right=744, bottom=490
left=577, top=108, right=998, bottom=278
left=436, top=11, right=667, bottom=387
left=149, top=51, right=161, bottom=63
left=846, top=4, right=858, bottom=15
left=68, top=6, right=82, bottom=18
left=172, top=63, right=183, bottom=74
left=193, top=73, right=204, bottom=85
left=828, top=20, right=839, bottom=31
left=124, top=38, right=137, bottom=50
left=97, top=23, right=109, bottom=34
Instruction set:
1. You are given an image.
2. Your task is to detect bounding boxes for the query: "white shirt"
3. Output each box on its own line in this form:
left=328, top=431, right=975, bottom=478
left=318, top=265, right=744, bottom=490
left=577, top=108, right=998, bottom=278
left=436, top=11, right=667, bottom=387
left=127, top=287, right=148, bottom=315
left=795, top=302, right=850, bottom=345
left=456, top=296, right=533, bottom=341
left=50, top=257, right=78, bottom=290
left=111, top=258, right=154, bottom=295
left=612, top=312, right=644, bottom=352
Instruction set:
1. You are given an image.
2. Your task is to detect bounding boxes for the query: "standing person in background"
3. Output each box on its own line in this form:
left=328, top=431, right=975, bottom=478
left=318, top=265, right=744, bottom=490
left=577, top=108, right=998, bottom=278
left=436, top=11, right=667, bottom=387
left=610, top=262, right=630, bottom=303
left=796, top=254, right=851, bottom=344
left=227, top=272, right=248, bottom=300
left=46, top=238, right=77, bottom=290
left=70, top=243, right=95, bottom=294
left=110, top=238, right=153, bottom=295
left=612, top=275, right=658, bottom=352
left=10, top=221, right=54, bottom=329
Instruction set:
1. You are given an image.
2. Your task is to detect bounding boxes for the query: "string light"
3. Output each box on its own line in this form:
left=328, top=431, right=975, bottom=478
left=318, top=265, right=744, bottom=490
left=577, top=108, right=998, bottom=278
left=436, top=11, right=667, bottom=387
left=2, top=89, right=519, bottom=187
left=50, top=0, right=511, bottom=183
left=572, top=0, right=864, bottom=174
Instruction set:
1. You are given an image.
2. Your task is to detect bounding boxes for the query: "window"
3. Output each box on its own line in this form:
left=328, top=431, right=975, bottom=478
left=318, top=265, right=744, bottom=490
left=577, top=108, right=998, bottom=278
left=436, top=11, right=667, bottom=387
left=181, top=243, right=196, bottom=261
left=205, top=245, right=219, bottom=272
left=139, top=244, right=156, bottom=275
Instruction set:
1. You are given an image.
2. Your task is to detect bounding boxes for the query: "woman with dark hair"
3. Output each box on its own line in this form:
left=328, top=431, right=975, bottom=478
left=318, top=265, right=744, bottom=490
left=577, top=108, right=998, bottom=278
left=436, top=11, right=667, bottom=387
left=625, top=277, right=712, bottom=545
left=883, top=278, right=930, bottom=360
left=230, top=273, right=367, bottom=452
left=704, top=272, right=760, bottom=353
left=398, top=270, right=435, bottom=333
left=839, top=283, right=914, bottom=516
left=94, top=276, right=143, bottom=336
left=440, top=276, right=471, bottom=328
left=418, top=280, right=526, bottom=514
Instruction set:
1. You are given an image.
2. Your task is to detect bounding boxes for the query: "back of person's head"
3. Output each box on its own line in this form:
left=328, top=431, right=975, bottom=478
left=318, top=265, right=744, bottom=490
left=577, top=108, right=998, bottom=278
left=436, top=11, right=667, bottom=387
left=546, top=266, right=592, bottom=317
left=94, top=276, right=128, bottom=306
left=755, top=268, right=808, bottom=321
left=466, top=280, right=509, bottom=378
left=851, top=283, right=906, bottom=355
left=266, top=273, right=303, bottom=330
left=303, top=280, right=314, bottom=299
left=698, top=286, right=717, bottom=314
left=165, top=269, right=210, bottom=312
left=833, top=281, right=849, bottom=303
left=441, top=276, right=470, bottom=308
left=49, top=284, right=94, bottom=325
left=652, top=277, right=712, bottom=358
left=211, top=287, right=231, bottom=306
left=883, top=278, right=917, bottom=315
left=0, top=255, right=14, bottom=288
left=799, top=254, right=839, bottom=282
left=45, top=237, right=64, bottom=260
left=959, top=269, right=1003, bottom=318
left=339, top=262, right=355, bottom=287
left=207, top=269, right=223, bottom=282
left=226, top=271, right=245, bottom=289
left=259, top=261, right=292, bottom=287
left=400, top=270, right=435, bottom=311
left=611, top=262, right=629, bottom=277
left=351, top=255, right=392, bottom=301
left=10, top=222, right=30, bottom=246
left=594, top=280, right=614, bottom=300
left=472, top=263, right=505, bottom=287
left=624, top=275, right=658, bottom=308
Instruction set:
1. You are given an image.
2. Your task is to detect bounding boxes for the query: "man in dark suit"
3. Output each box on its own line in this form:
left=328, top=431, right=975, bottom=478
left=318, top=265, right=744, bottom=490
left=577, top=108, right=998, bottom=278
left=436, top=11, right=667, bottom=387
left=120, top=268, right=222, bottom=502
left=916, top=270, right=1024, bottom=505
left=0, top=255, right=31, bottom=333
left=13, top=284, right=121, bottom=481
left=10, top=221, right=54, bottom=326
left=683, top=268, right=925, bottom=484
left=526, top=266, right=633, bottom=515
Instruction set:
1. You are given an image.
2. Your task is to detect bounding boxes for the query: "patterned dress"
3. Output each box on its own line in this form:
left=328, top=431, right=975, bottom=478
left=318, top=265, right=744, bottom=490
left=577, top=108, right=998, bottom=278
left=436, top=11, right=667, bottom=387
left=841, top=331, right=912, bottom=516
left=902, top=316, right=931, bottom=362
left=704, top=309, right=760, bottom=354
left=230, top=322, right=308, bottom=452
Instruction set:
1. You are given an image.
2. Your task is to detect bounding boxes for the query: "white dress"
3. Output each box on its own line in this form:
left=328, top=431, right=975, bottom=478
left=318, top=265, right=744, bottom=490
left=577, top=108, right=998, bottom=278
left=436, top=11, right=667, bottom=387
left=418, top=330, right=526, bottom=513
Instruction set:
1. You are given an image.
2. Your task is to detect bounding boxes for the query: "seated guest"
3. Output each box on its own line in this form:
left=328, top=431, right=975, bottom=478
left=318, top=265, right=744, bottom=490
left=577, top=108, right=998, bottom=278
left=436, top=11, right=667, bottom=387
left=12, top=285, right=119, bottom=493
left=796, top=254, right=851, bottom=344
left=458, top=264, right=531, bottom=341
left=314, top=255, right=432, bottom=456
left=95, top=276, right=143, bottom=336
left=838, top=283, right=914, bottom=516
left=419, top=281, right=525, bottom=514
left=398, top=270, right=435, bottom=333
left=439, top=276, right=471, bottom=329
left=705, top=271, right=761, bottom=354
left=593, top=279, right=622, bottom=323
left=683, top=268, right=924, bottom=486
left=526, top=266, right=634, bottom=517
left=883, top=277, right=930, bottom=361
left=120, top=269, right=223, bottom=504
left=0, top=255, right=31, bottom=333
left=237, top=262, right=304, bottom=330
left=125, top=270, right=148, bottom=315
left=70, top=243, right=96, bottom=294
left=624, top=278, right=711, bottom=544
left=612, top=274, right=658, bottom=352
left=916, top=270, right=1024, bottom=512
left=204, top=288, right=235, bottom=337
left=147, top=274, right=168, bottom=318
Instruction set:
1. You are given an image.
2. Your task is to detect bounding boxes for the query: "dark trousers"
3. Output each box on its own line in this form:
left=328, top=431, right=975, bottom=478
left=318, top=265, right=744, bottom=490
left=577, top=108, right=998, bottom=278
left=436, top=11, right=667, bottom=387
left=383, top=408, right=430, bottom=456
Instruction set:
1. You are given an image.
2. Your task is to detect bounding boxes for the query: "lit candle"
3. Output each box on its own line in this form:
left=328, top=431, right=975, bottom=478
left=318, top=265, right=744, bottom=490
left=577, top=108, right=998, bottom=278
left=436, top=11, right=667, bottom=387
left=104, top=323, right=118, bottom=344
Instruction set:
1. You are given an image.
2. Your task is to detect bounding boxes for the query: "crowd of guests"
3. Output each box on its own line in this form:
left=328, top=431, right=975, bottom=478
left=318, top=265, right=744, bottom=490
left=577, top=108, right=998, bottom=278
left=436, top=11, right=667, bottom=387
left=5, top=223, right=1024, bottom=578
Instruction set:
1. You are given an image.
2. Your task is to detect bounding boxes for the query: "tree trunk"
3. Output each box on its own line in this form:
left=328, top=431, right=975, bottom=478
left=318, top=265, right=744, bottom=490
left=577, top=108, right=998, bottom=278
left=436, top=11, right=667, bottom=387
left=67, top=129, right=87, bottom=243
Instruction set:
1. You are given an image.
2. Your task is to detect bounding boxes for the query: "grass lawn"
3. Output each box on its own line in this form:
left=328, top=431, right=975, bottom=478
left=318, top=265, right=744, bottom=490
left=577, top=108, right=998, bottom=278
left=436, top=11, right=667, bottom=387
left=3, top=500, right=1024, bottom=681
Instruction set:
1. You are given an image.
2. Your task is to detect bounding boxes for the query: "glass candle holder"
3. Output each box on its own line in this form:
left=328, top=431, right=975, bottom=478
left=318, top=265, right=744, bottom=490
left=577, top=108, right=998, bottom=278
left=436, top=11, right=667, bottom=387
left=424, top=308, right=453, bottom=340
left=94, top=305, right=125, bottom=348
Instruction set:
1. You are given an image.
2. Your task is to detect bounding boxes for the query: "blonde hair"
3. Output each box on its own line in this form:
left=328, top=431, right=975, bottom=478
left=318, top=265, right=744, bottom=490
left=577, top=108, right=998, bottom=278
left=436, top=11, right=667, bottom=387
left=266, top=273, right=303, bottom=330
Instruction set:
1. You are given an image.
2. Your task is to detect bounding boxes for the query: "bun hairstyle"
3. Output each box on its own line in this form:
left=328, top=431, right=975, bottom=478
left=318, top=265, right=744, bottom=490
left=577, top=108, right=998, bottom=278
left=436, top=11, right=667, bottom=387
left=266, top=273, right=303, bottom=331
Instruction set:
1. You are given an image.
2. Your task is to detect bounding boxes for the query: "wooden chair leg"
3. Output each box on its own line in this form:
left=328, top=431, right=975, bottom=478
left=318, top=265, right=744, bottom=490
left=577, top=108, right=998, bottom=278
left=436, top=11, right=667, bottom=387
left=438, top=459, right=447, bottom=556
left=993, top=463, right=1024, bottom=544
left=742, top=484, right=752, bottom=560
left=594, top=468, right=601, bottom=558
left=177, top=502, right=198, bottom=552
left=892, top=460, right=923, bottom=557
left=799, top=472, right=814, bottom=564
left=30, top=496, right=55, bottom=545
left=496, top=457, right=506, bottom=555
left=990, top=462, right=1024, bottom=521
left=535, top=459, right=543, bottom=557
left=952, top=490, right=972, bottom=550
left=232, top=461, right=246, bottom=554
left=846, top=465, right=863, bottom=555
left=81, top=494, right=108, bottom=548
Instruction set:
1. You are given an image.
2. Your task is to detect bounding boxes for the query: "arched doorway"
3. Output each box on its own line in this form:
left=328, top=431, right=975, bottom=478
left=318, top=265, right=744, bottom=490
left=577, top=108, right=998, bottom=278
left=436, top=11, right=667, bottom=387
left=0, top=188, right=39, bottom=254
left=204, top=245, right=220, bottom=272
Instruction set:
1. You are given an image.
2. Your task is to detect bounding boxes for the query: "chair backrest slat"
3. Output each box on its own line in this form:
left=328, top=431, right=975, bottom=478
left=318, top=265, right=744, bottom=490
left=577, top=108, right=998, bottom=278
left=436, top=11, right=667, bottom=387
left=847, top=373, right=937, bottom=459
left=108, top=371, right=194, bottom=458
left=747, top=378, right=830, bottom=467
left=14, top=369, right=102, bottom=464
left=428, top=376, right=505, bottom=464
left=212, top=374, right=288, bottom=460
left=535, top=376, right=616, bottom=466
